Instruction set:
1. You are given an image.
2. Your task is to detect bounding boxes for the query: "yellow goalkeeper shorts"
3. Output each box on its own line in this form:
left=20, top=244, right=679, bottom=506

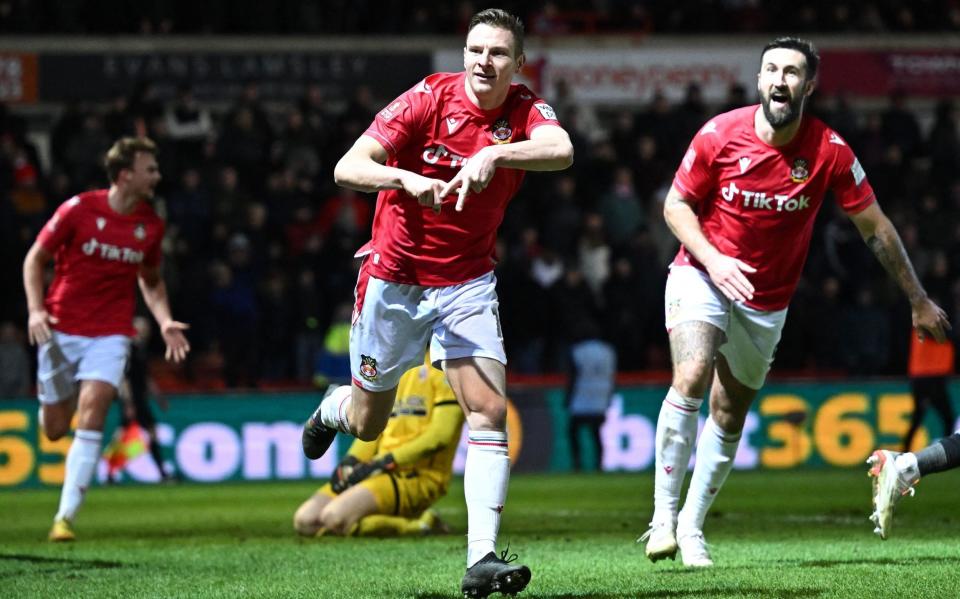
left=319, top=470, right=445, bottom=517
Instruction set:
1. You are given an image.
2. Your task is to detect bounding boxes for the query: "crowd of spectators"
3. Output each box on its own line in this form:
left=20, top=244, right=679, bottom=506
left=1, top=1, right=959, bottom=35
left=1, top=73, right=959, bottom=393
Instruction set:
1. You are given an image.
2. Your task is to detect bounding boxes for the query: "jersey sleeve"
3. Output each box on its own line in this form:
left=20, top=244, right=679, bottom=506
left=672, top=125, right=719, bottom=202
left=363, top=80, right=433, bottom=157
left=829, top=141, right=876, bottom=215
left=36, top=196, right=81, bottom=252
left=523, top=91, right=562, bottom=135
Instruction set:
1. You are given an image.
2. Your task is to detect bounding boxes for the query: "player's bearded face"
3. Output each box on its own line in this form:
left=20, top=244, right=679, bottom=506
left=758, top=48, right=811, bottom=130
left=463, top=24, right=522, bottom=103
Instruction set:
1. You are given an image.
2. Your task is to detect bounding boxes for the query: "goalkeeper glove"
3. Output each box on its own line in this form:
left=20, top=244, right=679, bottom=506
left=342, top=454, right=397, bottom=489
left=330, top=455, right=360, bottom=494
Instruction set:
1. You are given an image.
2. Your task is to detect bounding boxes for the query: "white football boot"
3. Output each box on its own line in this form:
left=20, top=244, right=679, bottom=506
left=867, top=449, right=919, bottom=540
left=677, top=529, right=713, bottom=567
left=638, top=521, right=678, bottom=562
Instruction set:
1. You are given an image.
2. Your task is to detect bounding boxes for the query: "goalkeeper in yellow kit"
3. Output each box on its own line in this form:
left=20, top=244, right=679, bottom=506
left=294, top=355, right=464, bottom=537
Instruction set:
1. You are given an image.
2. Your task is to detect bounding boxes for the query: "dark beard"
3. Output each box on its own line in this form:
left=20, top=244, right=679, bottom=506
left=762, top=94, right=804, bottom=129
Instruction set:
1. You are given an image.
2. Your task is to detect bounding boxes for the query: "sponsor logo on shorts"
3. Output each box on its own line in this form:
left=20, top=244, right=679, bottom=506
left=665, top=298, right=681, bottom=326
left=359, top=354, right=379, bottom=381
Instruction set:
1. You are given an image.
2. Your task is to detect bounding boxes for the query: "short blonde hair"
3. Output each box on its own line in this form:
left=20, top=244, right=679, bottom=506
left=104, top=137, right=157, bottom=183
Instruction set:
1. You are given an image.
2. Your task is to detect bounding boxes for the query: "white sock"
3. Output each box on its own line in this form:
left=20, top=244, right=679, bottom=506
left=653, top=387, right=702, bottom=526
left=678, top=416, right=740, bottom=534
left=55, top=429, right=103, bottom=522
left=318, top=385, right=352, bottom=434
left=894, top=452, right=920, bottom=480
left=464, top=430, right=509, bottom=567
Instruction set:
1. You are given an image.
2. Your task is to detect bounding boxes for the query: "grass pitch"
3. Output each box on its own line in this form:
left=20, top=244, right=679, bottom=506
left=2, top=470, right=958, bottom=598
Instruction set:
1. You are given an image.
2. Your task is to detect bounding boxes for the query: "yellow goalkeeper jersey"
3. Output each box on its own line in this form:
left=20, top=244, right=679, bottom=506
left=346, top=357, right=464, bottom=490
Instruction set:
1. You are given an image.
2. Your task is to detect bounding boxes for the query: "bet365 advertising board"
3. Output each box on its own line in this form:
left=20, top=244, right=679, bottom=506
left=2, top=381, right=957, bottom=489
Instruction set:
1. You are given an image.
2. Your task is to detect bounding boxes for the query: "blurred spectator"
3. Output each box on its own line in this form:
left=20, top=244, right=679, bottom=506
left=164, top=84, right=214, bottom=178
left=567, top=339, right=616, bottom=472
left=0, top=321, right=29, bottom=397
left=599, top=166, right=643, bottom=250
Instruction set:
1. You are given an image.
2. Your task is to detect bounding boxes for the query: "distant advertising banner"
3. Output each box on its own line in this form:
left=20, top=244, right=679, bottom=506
left=819, top=49, right=960, bottom=97
left=33, top=51, right=431, bottom=102
left=0, top=52, right=38, bottom=103
left=434, top=47, right=758, bottom=103
left=2, top=382, right=957, bottom=489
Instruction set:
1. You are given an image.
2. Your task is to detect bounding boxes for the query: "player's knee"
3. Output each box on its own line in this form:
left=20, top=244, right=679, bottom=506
left=319, top=505, right=353, bottom=536
left=672, top=360, right=713, bottom=398
left=293, top=505, right=321, bottom=537
left=43, top=421, right=70, bottom=442
left=40, top=411, right=70, bottom=441
left=354, top=419, right=385, bottom=442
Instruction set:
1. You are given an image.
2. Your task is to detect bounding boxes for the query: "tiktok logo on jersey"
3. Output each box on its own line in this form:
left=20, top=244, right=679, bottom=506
left=81, top=237, right=145, bottom=264
left=423, top=145, right=468, bottom=168
left=720, top=182, right=811, bottom=213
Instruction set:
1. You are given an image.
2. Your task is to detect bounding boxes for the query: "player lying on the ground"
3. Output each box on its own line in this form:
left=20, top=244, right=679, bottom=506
left=868, top=429, right=960, bottom=540
left=294, top=356, right=463, bottom=537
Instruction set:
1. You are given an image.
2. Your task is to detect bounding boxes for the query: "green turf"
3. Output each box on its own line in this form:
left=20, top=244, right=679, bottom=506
left=2, top=470, right=958, bottom=598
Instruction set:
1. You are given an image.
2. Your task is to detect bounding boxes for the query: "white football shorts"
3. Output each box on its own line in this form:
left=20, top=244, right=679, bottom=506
left=350, top=269, right=506, bottom=391
left=37, top=331, right=131, bottom=404
left=664, top=265, right=787, bottom=390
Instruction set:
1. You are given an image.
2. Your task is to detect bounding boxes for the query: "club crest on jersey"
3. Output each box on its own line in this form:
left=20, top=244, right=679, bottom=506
left=491, top=118, right=513, bottom=144
left=790, top=158, right=811, bottom=183
left=96, top=217, right=106, bottom=231
left=359, top=355, right=379, bottom=381
left=134, top=223, right=146, bottom=240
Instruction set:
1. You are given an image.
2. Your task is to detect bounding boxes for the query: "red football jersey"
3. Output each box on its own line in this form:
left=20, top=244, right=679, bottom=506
left=672, top=105, right=876, bottom=310
left=361, top=71, right=561, bottom=286
left=37, top=190, right=164, bottom=337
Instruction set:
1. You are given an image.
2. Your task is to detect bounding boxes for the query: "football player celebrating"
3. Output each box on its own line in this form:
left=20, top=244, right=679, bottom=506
left=641, top=37, right=949, bottom=567
left=299, top=8, right=572, bottom=597
left=24, top=137, right=189, bottom=542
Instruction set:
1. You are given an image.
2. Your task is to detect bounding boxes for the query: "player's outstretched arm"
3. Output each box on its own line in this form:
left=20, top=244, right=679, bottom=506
left=138, top=265, right=190, bottom=363
left=22, top=241, right=58, bottom=345
left=439, top=124, right=574, bottom=211
left=335, top=135, right=447, bottom=213
left=849, top=202, right=951, bottom=342
left=662, top=185, right=756, bottom=302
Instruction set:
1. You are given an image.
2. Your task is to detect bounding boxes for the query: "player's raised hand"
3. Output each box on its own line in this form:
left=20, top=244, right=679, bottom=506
left=912, top=297, right=951, bottom=343
left=704, top=253, right=756, bottom=303
left=440, top=146, right=499, bottom=211
left=160, top=320, right=191, bottom=363
left=27, top=308, right=58, bottom=346
left=401, top=172, right=446, bottom=214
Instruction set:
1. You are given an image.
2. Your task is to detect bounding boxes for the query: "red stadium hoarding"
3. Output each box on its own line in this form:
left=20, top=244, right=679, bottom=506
left=819, top=49, right=960, bottom=97
left=0, top=52, right=38, bottom=103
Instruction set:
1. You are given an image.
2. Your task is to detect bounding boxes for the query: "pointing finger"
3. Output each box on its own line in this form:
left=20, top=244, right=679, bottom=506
left=439, top=175, right=462, bottom=199
left=456, top=184, right=469, bottom=212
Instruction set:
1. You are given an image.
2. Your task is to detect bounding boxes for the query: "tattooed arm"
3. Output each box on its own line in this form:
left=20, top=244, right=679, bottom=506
left=663, top=184, right=757, bottom=302
left=849, top=202, right=950, bottom=342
